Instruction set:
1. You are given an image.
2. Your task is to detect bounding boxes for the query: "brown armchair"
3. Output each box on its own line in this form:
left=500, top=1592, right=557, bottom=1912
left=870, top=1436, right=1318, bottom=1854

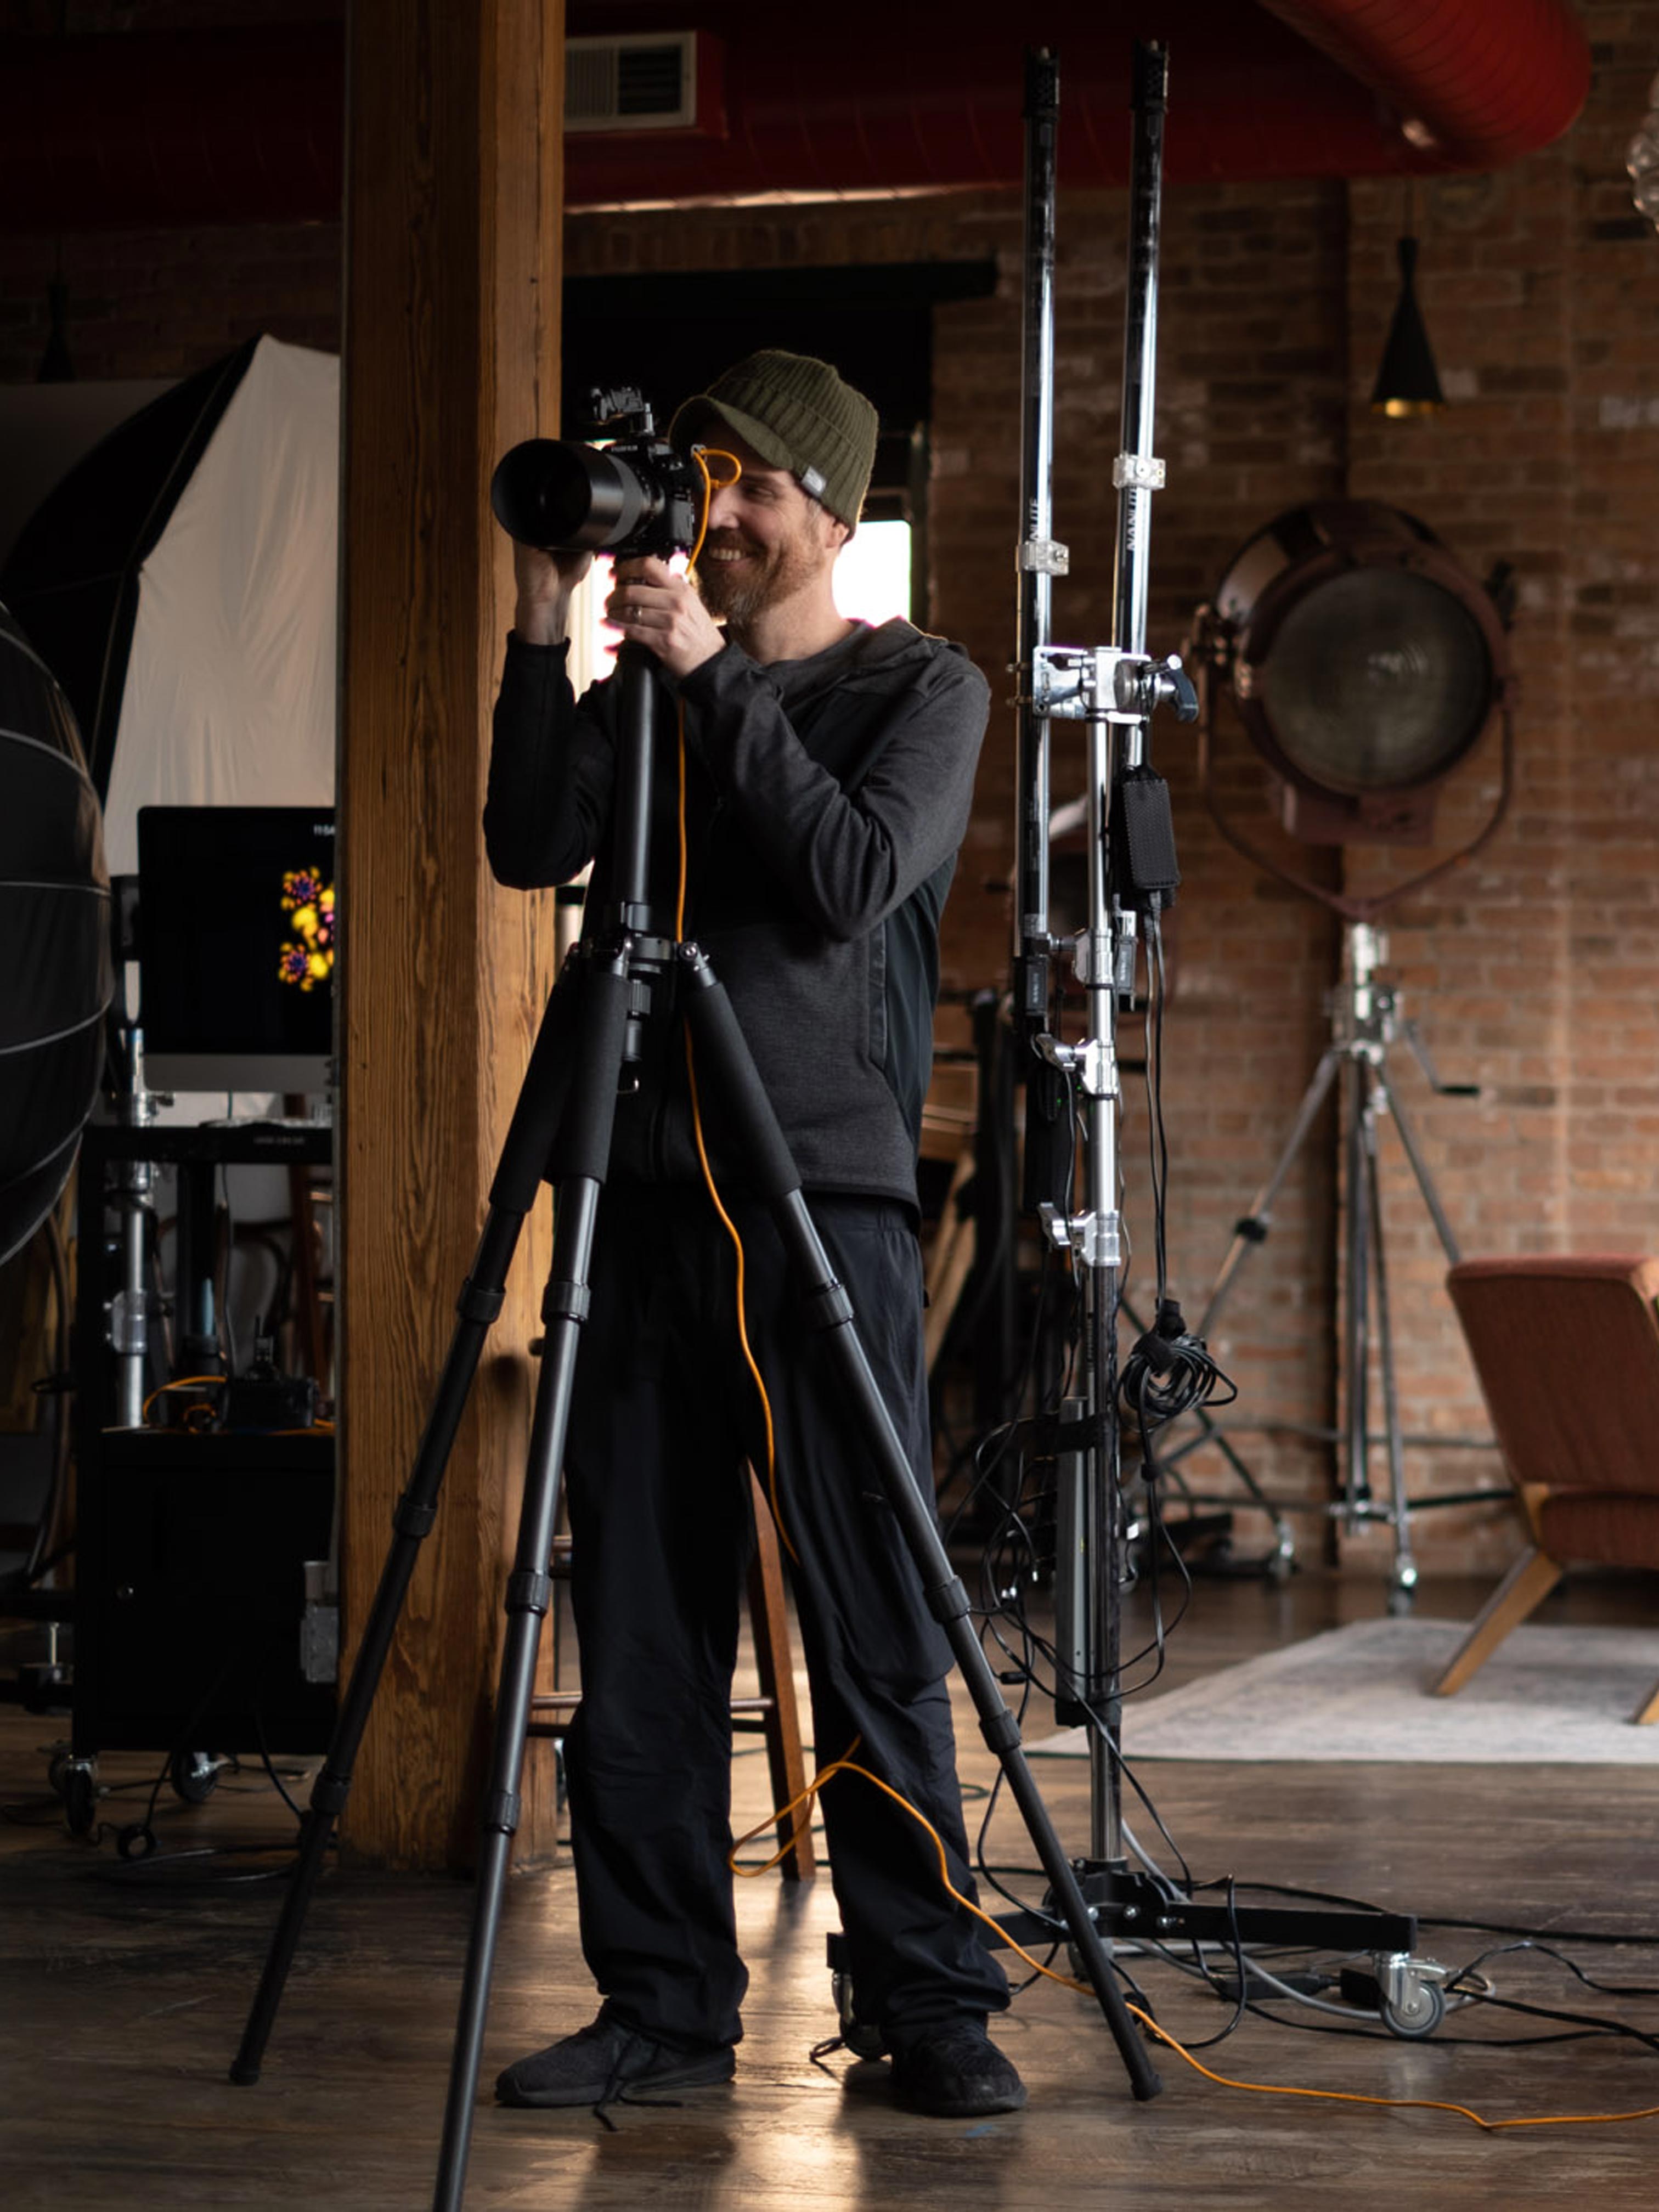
left=1434, top=1254, right=1659, bottom=1724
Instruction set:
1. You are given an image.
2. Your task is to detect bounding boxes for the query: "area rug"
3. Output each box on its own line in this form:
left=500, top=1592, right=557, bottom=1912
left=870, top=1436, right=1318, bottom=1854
left=1028, top=1617, right=1659, bottom=1763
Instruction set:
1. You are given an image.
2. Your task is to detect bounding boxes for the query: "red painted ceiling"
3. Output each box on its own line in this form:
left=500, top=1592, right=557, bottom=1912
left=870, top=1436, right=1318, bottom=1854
left=0, top=1, right=1593, bottom=234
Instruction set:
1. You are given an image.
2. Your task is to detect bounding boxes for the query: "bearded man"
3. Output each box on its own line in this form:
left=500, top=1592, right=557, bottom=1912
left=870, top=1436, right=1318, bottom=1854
left=483, top=351, right=1022, bottom=2121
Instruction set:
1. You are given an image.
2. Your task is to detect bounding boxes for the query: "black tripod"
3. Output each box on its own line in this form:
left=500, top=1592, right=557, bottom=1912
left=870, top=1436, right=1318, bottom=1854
left=230, top=641, right=1161, bottom=2210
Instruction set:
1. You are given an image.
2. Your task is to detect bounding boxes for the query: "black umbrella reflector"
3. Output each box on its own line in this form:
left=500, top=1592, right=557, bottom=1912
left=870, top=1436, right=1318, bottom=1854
left=0, top=605, right=111, bottom=1265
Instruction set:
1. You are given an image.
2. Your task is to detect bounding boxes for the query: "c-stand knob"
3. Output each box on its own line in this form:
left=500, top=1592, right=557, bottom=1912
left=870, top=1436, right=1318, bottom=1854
left=1113, top=653, right=1197, bottom=724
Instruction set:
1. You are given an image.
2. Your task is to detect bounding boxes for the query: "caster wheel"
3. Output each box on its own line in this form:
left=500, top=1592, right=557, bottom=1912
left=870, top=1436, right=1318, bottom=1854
left=47, top=1747, right=72, bottom=1797
left=63, top=1760, right=98, bottom=1837
left=170, top=1748, right=219, bottom=1804
left=1386, top=1582, right=1416, bottom=1618
left=1381, top=1983, right=1444, bottom=2039
left=117, top=1822, right=159, bottom=1861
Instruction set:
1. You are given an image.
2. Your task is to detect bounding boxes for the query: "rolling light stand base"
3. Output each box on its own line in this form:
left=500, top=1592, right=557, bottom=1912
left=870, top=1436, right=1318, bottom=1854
left=992, top=1865, right=1446, bottom=2040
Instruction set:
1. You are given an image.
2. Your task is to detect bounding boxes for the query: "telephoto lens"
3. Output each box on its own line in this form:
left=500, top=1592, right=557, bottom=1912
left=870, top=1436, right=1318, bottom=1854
left=489, top=435, right=699, bottom=561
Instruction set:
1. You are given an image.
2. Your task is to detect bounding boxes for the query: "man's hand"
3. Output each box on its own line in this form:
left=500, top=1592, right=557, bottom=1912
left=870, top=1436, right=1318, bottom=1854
left=512, top=540, right=593, bottom=647
left=608, top=557, right=725, bottom=680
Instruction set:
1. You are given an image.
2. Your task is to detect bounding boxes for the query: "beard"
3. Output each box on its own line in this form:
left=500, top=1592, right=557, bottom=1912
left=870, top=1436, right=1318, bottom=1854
left=695, top=522, right=831, bottom=631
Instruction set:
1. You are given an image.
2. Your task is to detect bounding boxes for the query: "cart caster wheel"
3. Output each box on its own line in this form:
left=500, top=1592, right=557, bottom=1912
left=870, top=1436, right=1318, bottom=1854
left=1381, top=1983, right=1444, bottom=2039
left=47, top=1746, right=72, bottom=1797
left=63, top=1759, right=99, bottom=1837
left=1386, top=1581, right=1416, bottom=1618
left=170, top=1748, right=220, bottom=1804
left=1268, top=1549, right=1295, bottom=1585
left=117, top=1822, right=159, bottom=1861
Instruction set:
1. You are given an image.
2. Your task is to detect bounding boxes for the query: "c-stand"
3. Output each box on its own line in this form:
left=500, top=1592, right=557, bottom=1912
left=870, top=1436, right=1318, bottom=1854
left=994, top=40, right=1441, bottom=2032
left=1187, top=919, right=1506, bottom=1610
left=232, top=602, right=1166, bottom=2205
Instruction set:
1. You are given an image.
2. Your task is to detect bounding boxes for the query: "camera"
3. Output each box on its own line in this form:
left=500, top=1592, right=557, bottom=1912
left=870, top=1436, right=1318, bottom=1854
left=489, top=387, right=702, bottom=562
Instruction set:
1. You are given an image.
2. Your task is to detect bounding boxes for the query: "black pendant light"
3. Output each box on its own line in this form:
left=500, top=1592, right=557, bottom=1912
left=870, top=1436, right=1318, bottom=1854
left=1370, top=235, right=1444, bottom=419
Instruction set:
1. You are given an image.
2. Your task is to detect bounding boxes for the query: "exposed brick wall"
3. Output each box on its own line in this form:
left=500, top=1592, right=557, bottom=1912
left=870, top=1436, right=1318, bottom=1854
left=4, top=2, right=1656, bottom=1574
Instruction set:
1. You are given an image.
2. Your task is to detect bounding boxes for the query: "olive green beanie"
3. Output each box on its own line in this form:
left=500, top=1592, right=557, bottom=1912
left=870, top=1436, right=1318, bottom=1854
left=669, top=349, right=879, bottom=533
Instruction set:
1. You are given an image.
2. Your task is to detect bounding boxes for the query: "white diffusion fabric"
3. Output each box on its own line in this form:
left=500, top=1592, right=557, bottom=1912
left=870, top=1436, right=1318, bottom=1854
left=102, top=336, right=339, bottom=874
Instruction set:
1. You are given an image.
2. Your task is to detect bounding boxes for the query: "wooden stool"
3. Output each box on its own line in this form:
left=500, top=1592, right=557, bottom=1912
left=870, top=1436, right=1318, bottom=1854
left=526, top=1467, right=816, bottom=1879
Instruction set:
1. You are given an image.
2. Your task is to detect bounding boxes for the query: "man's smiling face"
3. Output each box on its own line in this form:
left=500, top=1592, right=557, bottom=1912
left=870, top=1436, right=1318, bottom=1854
left=693, top=432, right=848, bottom=630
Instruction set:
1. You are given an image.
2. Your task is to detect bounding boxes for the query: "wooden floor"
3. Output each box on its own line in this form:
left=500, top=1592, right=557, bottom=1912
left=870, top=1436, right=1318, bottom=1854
left=5, top=1570, right=1659, bottom=2209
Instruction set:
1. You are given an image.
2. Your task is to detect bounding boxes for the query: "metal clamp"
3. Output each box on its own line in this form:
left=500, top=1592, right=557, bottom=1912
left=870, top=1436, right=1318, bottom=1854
left=1041, top=1203, right=1124, bottom=1267
left=1031, top=645, right=1139, bottom=724
left=1019, top=536, right=1071, bottom=574
left=1112, top=453, right=1166, bottom=489
left=1030, top=644, right=1197, bottom=726
left=1036, top=1029, right=1117, bottom=1100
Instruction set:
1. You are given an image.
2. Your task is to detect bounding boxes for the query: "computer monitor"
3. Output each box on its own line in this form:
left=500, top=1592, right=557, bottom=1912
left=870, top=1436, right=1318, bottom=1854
left=137, top=805, right=335, bottom=1097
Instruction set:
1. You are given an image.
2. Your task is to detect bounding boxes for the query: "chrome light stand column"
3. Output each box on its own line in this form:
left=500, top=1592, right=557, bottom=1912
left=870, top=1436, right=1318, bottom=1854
left=994, top=46, right=1432, bottom=2014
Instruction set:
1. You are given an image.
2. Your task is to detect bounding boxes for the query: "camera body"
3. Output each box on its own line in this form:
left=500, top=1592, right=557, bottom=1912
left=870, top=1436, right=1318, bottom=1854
left=489, top=388, right=702, bottom=562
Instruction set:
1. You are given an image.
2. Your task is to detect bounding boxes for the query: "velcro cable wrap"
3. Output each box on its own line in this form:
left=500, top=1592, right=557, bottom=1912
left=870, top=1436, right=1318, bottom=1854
left=1110, top=766, right=1181, bottom=909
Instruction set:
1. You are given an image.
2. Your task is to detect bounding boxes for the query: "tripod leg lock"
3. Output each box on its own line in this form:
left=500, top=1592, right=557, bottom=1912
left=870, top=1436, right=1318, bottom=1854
left=804, top=1279, right=854, bottom=1332
left=543, top=1280, right=592, bottom=1326
left=393, top=1496, right=438, bottom=1540
left=483, top=1788, right=521, bottom=1836
left=456, top=1277, right=505, bottom=1327
left=506, top=1569, right=553, bottom=1618
left=924, top=1573, right=972, bottom=1626
left=311, top=1771, right=351, bottom=1818
left=978, top=1708, right=1022, bottom=1755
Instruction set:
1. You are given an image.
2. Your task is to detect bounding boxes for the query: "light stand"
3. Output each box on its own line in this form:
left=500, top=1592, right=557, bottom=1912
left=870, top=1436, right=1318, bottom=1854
left=1190, top=921, right=1506, bottom=1610
left=1009, top=43, right=1143, bottom=1868
left=993, top=41, right=1440, bottom=2023
left=1011, top=29, right=1197, bottom=1898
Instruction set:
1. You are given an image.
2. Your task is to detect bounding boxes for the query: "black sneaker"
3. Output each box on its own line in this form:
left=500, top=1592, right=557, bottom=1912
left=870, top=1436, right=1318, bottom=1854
left=494, top=2011, right=735, bottom=2111
left=888, top=2021, right=1027, bottom=2117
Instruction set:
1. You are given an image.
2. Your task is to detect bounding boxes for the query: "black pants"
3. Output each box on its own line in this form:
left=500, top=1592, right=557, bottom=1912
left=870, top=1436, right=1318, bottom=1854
left=560, top=1181, right=1009, bottom=2052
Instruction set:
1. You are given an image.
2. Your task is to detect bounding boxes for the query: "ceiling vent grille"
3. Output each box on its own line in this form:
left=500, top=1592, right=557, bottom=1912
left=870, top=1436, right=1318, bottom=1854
left=567, top=32, right=702, bottom=133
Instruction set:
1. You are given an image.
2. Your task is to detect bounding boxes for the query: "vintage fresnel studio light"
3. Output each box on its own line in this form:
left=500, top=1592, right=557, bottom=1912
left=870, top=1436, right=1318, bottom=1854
left=1197, top=499, right=1512, bottom=874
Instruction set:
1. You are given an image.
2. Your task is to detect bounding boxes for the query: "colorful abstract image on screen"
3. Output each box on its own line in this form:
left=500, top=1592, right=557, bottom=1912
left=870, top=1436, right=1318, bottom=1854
left=279, top=868, right=335, bottom=992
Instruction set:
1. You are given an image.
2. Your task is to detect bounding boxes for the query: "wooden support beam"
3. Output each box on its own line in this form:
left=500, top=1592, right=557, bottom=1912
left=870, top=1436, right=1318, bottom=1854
left=337, top=0, right=565, bottom=1869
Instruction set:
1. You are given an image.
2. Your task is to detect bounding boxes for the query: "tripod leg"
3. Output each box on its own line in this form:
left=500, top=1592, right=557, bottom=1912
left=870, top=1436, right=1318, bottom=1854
left=432, top=950, right=633, bottom=2212
left=1375, top=1059, right=1462, bottom=1267
left=1342, top=1062, right=1373, bottom=1523
left=1362, top=1100, right=1418, bottom=1613
left=231, top=969, right=579, bottom=2087
left=1199, top=1047, right=1344, bottom=1337
left=677, top=947, right=1160, bottom=2104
